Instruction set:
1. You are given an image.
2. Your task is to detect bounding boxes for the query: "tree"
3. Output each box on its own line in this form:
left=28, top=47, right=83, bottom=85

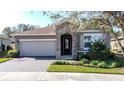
left=2, top=27, right=13, bottom=37
left=95, top=11, right=124, bottom=56
left=42, top=11, right=124, bottom=56
left=2, top=24, right=39, bottom=37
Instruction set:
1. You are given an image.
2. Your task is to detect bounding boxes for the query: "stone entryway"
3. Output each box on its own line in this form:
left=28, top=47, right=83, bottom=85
left=56, top=22, right=77, bottom=59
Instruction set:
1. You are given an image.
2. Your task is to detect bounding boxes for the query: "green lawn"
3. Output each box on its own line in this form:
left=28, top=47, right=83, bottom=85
left=0, top=58, right=12, bottom=63
left=48, top=65, right=124, bottom=75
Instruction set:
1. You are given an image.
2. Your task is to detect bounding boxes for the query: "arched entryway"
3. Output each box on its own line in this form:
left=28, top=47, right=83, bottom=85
left=61, top=34, right=72, bottom=55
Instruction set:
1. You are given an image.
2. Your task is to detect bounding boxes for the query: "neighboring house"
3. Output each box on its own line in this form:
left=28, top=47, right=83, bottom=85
left=12, top=21, right=110, bottom=59
left=111, top=37, right=124, bottom=53
left=0, top=36, right=12, bottom=51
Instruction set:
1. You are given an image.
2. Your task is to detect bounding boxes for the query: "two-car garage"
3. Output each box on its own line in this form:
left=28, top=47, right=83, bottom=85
left=20, top=39, right=56, bottom=57
left=12, top=26, right=57, bottom=57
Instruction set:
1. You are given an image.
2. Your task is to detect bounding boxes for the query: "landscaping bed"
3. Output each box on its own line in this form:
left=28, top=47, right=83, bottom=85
left=0, top=58, right=12, bottom=63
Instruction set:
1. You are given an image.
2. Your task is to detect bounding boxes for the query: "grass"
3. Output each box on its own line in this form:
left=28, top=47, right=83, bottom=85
left=0, top=58, right=12, bottom=63
left=48, top=65, right=124, bottom=75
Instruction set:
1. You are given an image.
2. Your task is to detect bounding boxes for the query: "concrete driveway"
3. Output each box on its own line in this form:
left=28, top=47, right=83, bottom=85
left=0, top=57, right=55, bottom=72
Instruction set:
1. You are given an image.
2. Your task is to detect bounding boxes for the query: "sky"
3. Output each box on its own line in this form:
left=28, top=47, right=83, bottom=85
left=0, top=11, right=52, bottom=34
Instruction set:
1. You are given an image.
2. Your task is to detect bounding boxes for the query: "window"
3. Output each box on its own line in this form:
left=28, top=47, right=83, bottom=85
left=65, top=39, right=69, bottom=49
left=81, top=33, right=103, bottom=50
left=84, top=36, right=92, bottom=49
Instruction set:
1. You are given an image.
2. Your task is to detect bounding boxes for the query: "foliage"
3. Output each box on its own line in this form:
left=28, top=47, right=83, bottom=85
left=87, top=60, right=120, bottom=68
left=110, top=61, right=121, bottom=68
left=7, top=50, right=19, bottom=58
left=52, top=60, right=70, bottom=65
left=52, top=58, right=121, bottom=68
left=90, top=60, right=99, bottom=67
left=80, top=58, right=89, bottom=64
left=78, top=52, right=89, bottom=60
left=2, top=24, right=39, bottom=37
left=88, top=41, right=115, bottom=60
left=97, top=61, right=106, bottom=68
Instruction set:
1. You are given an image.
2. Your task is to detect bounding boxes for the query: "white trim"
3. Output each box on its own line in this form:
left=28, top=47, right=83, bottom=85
left=20, top=39, right=56, bottom=42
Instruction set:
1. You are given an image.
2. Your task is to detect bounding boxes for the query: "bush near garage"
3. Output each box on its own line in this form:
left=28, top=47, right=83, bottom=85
left=52, top=60, right=70, bottom=65
left=7, top=50, right=19, bottom=58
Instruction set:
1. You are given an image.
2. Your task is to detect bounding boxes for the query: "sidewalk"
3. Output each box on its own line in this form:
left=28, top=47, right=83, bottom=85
left=0, top=72, right=124, bottom=81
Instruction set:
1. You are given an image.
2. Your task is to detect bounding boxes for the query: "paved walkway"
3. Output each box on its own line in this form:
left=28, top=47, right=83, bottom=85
left=0, top=57, right=55, bottom=72
left=0, top=72, right=124, bottom=81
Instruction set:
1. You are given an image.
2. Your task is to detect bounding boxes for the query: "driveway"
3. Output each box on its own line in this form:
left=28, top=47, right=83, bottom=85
left=0, top=57, right=55, bottom=72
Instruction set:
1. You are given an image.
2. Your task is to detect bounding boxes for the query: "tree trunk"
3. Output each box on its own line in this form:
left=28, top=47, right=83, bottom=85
left=112, top=31, right=124, bottom=56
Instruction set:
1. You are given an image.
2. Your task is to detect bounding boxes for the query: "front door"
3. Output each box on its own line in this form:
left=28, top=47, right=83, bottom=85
left=61, top=35, right=72, bottom=55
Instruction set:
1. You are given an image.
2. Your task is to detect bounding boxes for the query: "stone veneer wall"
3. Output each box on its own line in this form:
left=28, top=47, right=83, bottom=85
left=55, top=22, right=77, bottom=59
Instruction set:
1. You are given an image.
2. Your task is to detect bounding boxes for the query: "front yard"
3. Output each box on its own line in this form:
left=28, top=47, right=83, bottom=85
left=48, top=41, right=124, bottom=75
left=0, top=58, right=12, bottom=63
left=48, top=65, right=124, bottom=75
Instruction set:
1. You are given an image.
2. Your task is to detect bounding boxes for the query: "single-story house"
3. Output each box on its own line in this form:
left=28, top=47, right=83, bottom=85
left=0, top=35, right=12, bottom=51
left=111, top=37, right=124, bottom=53
left=12, top=21, right=110, bottom=59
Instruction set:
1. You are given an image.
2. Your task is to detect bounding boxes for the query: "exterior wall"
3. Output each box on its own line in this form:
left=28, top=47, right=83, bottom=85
left=14, top=35, right=56, bottom=50
left=0, top=38, right=11, bottom=51
left=56, top=22, right=77, bottom=59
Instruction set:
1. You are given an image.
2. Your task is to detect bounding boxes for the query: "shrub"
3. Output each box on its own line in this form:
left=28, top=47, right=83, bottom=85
left=78, top=52, right=89, bottom=60
left=7, top=50, right=19, bottom=58
left=90, top=60, right=100, bottom=67
left=97, top=61, right=106, bottom=68
left=52, top=60, right=70, bottom=65
left=80, top=58, right=89, bottom=64
left=110, top=62, right=120, bottom=68
left=87, top=41, right=115, bottom=60
left=77, top=61, right=84, bottom=66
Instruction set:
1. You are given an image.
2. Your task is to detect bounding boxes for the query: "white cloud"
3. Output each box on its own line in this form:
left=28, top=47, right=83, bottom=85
left=0, top=12, right=32, bottom=34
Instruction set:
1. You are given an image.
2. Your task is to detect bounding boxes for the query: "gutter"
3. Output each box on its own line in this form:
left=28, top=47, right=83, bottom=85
left=11, top=34, right=56, bottom=37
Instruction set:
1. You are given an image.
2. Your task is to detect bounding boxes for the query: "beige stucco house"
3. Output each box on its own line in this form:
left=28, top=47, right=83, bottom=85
left=12, top=21, right=110, bottom=59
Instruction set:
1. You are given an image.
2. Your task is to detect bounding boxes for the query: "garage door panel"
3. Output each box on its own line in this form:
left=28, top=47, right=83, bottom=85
left=20, top=40, right=56, bottom=56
